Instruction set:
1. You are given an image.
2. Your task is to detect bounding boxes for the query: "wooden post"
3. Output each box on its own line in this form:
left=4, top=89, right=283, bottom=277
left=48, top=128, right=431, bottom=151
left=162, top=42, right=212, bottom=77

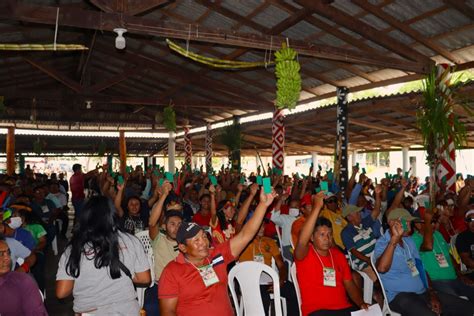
left=6, top=127, right=15, bottom=175
left=119, top=131, right=127, bottom=175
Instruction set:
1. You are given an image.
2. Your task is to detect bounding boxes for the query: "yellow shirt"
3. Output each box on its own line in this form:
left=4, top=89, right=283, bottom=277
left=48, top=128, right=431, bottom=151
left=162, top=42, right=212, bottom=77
left=239, top=236, right=280, bottom=267
left=319, top=209, right=347, bottom=249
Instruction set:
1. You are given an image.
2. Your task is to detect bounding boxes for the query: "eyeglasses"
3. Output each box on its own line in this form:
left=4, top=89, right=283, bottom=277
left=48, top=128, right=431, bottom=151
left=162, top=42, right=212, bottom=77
left=465, top=217, right=474, bottom=223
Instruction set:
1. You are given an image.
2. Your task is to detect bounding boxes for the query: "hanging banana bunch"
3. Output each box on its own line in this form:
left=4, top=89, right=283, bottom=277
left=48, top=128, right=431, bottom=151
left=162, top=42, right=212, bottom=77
left=166, top=39, right=273, bottom=69
left=0, top=44, right=88, bottom=51
left=274, top=43, right=302, bottom=110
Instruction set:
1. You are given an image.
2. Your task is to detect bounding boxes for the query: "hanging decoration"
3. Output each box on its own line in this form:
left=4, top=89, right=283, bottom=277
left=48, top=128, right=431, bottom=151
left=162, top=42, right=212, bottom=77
left=163, top=105, right=176, bottom=132
left=217, top=119, right=243, bottom=172
left=272, top=109, right=285, bottom=174
left=274, top=42, right=301, bottom=110
left=166, top=39, right=272, bottom=69
left=0, top=44, right=88, bottom=51
left=97, top=140, right=107, bottom=157
left=33, top=138, right=42, bottom=156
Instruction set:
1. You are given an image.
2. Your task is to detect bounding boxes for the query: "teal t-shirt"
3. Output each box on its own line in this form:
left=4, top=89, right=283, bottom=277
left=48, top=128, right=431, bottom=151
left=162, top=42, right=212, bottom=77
left=412, top=230, right=456, bottom=281
left=25, top=224, right=46, bottom=244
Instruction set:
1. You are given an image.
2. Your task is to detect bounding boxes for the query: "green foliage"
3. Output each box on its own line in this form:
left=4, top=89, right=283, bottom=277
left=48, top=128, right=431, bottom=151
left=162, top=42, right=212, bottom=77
left=163, top=106, right=176, bottom=132
left=217, top=121, right=243, bottom=152
left=417, top=66, right=473, bottom=165
left=274, top=44, right=301, bottom=110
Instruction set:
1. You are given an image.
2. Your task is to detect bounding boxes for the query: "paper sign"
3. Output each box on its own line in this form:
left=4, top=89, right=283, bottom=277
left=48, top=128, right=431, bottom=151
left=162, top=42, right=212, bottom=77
left=315, top=187, right=321, bottom=193
left=362, top=168, right=366, bottom=174
left=262, top=177, right=272, bottom=194
left=159, top=178, right=164, bottom=186
left=385, top=172, right=389, bottom=179
left=404, top=171, right=409, bottom=179
left=256, top=175, right=263, bottom=185
left=209, top=175, right=218, bottom=186
left=117, top=175, right=124, bottom=185
left=351, top=304, right=382, bottom=316
left=327, top=172, right=333, bottom=181
left=320, top=181, right=329, bottom=193
left=240, top=176, right=245, bottom=184
left=165, top=172, right=174, bottom=182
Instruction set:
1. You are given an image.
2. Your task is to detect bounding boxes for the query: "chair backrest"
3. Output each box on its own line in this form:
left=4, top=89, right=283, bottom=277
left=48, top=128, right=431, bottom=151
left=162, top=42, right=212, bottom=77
left=228, top=261, right=282, bottom=316
left=135, top=230, right=152, bottom=255
left=275, top=225, right=284, bottom=253
left=450, top=234, right=467, bottom=272
left=370, top=254, right=394, bottom=315
left=290, top=263, right=302, bottom=316
left=135, top=229, right=155, bottom=282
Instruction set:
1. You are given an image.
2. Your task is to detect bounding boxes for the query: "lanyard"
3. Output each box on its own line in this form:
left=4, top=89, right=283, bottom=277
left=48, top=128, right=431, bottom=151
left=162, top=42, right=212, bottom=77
left=252, top=238, right=263, bottom=257
left=313, top=247, right=335, bottom=269
left=433, top=234, right=444, bottom=255
left=185, top=256, right=211, bottom=272
left=401, top=239, right=414, bottom=260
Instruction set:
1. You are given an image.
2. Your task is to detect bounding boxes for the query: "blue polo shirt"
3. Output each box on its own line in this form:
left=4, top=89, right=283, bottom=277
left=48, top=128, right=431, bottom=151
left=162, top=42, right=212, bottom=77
left=374, top=231, right=425, bottom=302
left=12, top=228, right=37, bottom=251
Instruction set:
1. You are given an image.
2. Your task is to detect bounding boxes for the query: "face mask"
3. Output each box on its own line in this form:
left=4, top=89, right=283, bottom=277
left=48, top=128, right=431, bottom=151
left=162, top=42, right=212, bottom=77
left=289, top=208, right=300, bottom=217
left=8, top=217, right=22, bottom=229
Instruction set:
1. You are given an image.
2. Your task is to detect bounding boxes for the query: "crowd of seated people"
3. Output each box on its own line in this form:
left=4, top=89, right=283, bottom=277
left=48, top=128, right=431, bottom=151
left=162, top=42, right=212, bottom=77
left=0, top=162, right=473, bottom=316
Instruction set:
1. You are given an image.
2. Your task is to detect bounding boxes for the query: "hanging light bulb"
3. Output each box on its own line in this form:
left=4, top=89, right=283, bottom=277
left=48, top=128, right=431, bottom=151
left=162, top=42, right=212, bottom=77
left=86, top=100, right=92, bottom=109
left=113, top=28, right=127, bottom=50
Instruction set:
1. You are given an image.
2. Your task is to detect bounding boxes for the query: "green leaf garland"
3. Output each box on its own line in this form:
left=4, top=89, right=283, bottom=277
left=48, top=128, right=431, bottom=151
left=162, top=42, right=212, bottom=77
left=163, top=106, right=176, bottom=132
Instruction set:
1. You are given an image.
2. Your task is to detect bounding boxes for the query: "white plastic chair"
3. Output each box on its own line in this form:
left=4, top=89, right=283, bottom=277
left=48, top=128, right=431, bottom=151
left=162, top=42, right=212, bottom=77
left=348, top=253, right=374, bottom=304
left=275, top=225, right=292, bottom=279
left=228, top=261, right=283, bottom=316
left=370, top=255, right=401, bottom=316
left=135, top=230, right=155, bottom=308
left=290, top=263, right=302, bottom=316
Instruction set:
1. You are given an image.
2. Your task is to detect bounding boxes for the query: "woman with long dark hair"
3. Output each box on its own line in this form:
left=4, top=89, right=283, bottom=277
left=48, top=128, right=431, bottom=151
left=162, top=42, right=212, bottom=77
left=56, top=196, right=150, bottom=315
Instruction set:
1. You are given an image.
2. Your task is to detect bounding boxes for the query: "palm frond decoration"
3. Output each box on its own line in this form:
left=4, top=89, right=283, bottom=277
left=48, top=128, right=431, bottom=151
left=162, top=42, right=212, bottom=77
left=217, top=121, right=243, bottom=152
left=417, top=66, right=472, bottom=166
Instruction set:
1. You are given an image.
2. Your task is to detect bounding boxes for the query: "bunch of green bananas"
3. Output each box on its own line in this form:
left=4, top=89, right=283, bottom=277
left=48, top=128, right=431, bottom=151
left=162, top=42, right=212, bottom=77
left=274, top=45, right=301, bottom=110
left=163, top=105, right=176, bottom=132
left=167, top=39, right=272, bottom=69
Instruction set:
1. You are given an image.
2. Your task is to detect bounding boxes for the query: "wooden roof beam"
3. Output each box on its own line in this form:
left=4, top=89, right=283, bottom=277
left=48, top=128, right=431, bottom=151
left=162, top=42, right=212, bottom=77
left=350, top=118, right=420, bottom=139
left=1, top=3, right=430, bottom=73
left=295, top=0, right=434, bottom=64
left=351, top=0, right=462, bottom=64
left=23, top=58, right=82, bottom=93
left=443, top=0, right=474, bottom=21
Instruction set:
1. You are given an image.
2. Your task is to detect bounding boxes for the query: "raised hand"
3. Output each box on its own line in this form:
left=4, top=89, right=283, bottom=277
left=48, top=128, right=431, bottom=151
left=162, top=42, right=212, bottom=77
left=249, top=183, right=259, bottom=196
left=312, top=191, right=326, bottom=211
left=374, top=184, right=382, bottom=196
left=389, top=220, right=404, bottom=243
left=259, top=188, right=277, bottom=207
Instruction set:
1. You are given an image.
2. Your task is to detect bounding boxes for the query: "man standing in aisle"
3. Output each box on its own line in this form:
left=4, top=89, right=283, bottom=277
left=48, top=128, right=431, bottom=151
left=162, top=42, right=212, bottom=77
left=69, top=164, right=96, bottom=220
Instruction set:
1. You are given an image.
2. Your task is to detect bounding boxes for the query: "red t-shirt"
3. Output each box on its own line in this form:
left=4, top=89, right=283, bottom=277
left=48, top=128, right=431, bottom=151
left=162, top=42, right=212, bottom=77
left=264, top=204, right=289, bottom=238
left=295, top=247, right=352, bottom=316
left=159, top=241, right=235, bottom=316
left=69, top=173, right=85, bottom=201
left=192, top=211, right=211, bottom=227
left=439, top=214, right=467, bottom=242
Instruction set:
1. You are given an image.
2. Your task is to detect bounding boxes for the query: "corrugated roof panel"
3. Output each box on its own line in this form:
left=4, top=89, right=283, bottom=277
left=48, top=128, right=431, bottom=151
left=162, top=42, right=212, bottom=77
left=411, top=9, right=471, bottom=38
left=364, top=39, right=390, bottom=54
left=172, top=0, right=208, bottom=21
left=212, top=46, right=238, bottom=55
left=238, top=25, right=260, bottom=34
left=367, top=69, right=407, bottom=81
left=317, top=33, right=347, bottom=47
left=302, top=76, right=324, bottom=88
left=387, top=29, right=416, bottom=45
left=311, top=14, right=337, bottom=27
left=251, top=5, right=290, bottom=29
left=282, top=21, right=322, bottom=40
left=221, top=0, right=261, bottom=17
left=338, top=76, right=371, bottom=87
left=303, top=60, right=331, bottom=74
left=201, top=11, right=237, bottom=30
left=382, top=0, right=444, bottom=22
left=412, top=44, right=436, bottom=57
left=359, top=14, right=390, bottom=31
left=324, top=68, right=353, bottom=81
left=332, top=0, right=364, bottom=16
left=438, top=27, right=474, bottom=50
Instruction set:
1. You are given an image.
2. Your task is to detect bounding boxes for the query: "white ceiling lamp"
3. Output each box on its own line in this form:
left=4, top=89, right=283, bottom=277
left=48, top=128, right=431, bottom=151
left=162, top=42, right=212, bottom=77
left=86, top=100, right=92, bottom=109
left=113, top=28, right=127, bottom=50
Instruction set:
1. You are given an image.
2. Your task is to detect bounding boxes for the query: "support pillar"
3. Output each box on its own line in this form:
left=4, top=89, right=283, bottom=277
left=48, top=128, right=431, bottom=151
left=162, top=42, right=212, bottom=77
left=402, top=146, right=409, bottom=173
left=311, top=152, right=318, bottom=177
left=336, top=86, right=349, bottom=199
left=184, top=126, right=192, bottom=171
left=205, top=123, right=213, bottom=173
left=6, top=127, right=15, bottom=175
left=168, top=131, right=176, bottom=172
left=272, top=110, right=285, bottom=174
left=119, top=131, right=127, bottom=175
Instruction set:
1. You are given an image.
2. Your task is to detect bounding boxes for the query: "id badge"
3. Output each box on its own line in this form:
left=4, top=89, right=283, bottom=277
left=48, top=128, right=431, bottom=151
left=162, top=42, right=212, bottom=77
left=253, top=254, right=264, bottom=263
left=199, top=264, right=219, bottom=287
left=335, top=217, right=342, bottom=226
left=406, top=258, right=419, bottom=277
left=323, top=267, right=336, bottom=287
left=41, top=205, right=49, bottom=213
left=435, top=253, right=449, bottom=268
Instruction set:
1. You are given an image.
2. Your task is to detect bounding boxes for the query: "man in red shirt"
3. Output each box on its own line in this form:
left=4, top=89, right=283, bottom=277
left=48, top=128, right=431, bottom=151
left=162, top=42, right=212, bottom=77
left=294, top=192, right=367, bottom=316
left=69, top=164, right=96, bottom=219
left=159, top=188, right=277, bottom=316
